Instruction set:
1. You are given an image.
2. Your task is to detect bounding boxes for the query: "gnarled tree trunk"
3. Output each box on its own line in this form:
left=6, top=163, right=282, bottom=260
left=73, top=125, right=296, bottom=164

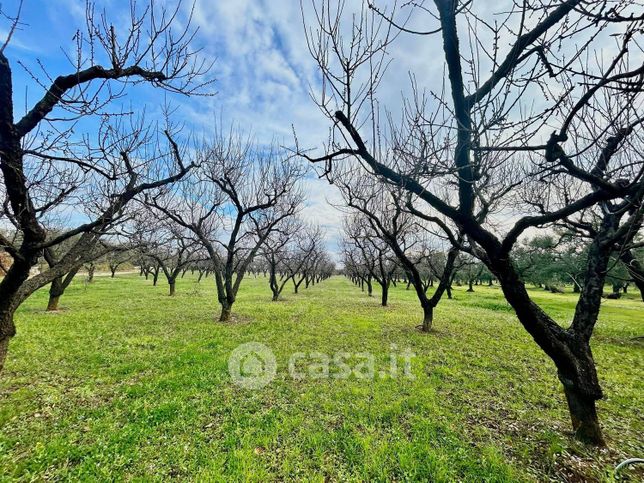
left=0, top=259, right=35, bottom=372
left=491, top=252, right=606, bottom=446
left=46, top=267, right=80, bottom=311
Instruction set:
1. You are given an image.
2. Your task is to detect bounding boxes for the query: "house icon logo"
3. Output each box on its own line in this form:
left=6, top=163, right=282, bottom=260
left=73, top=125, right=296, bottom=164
left=228, top=342, right=277, bottom=389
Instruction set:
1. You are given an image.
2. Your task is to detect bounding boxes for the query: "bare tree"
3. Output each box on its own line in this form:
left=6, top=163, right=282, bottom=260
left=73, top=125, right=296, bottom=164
left=43, top=235, right=123, bottom=311
left=302, top=0, right=644, bottom=444
left=138, top=220, right=199, bottom=296
left=106, top=249, right=133, bottom=278
left=620, top=249, right=644, bottom=301
left=342, top=213, right=399, bottom=307
left=261, top=218, right=322, bottom=301
left=148, top=128, right=306, bottom=320
left=283, top=225, right=330, bottom=294
left=330, top=167, right=461, bottom=329
left=287, top=224, right=327, bottom=294
left=0, top=1, right=212, bottom=372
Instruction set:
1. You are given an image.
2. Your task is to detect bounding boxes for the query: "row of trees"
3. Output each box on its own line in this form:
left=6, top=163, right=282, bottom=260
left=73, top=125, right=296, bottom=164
left=343, top=212, right=643, bottom=314
left=1, top=0, right=641, bottom=453
left=514, top=235, right=644, bottom=300
left=0, top=1, right=334, bottom=373
left=302, top=0, right=643, bottom=445
left=0, top=0, right=212, bottom=372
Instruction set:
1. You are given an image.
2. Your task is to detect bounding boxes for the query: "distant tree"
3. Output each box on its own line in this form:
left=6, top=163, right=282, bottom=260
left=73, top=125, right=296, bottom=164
left=342, top=214, right=399, bottom=307
left=287, top=225, right=327, bottom=294
left=106, top=250, right=133, bottom=278
left=84, top=262, right=96, bottom=284
left=333, top=171, right=460, bottom=330
left=262, top=218, right=302, bottom=301
left=457, top=256, right=486, bottom=293
left=148, top=129, right=306, bottom=320
left=42, top=235, right=116, bottom=311
left=619, top=248, right=644, bottom=301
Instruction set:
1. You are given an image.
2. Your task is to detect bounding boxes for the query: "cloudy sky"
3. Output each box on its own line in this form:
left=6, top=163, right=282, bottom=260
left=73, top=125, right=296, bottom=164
left=3, top=0, right=631, bottom=258
left=2, top=0, right=452, bottom=259
left=4, top=0, right=407, bottom=256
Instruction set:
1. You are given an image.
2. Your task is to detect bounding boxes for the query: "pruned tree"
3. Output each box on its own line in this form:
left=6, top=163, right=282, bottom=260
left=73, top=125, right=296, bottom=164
left=147, top=128, right=306, bottom=320
left=619, top=247, right=644, bottom=301
left=42, top=234, right=120, bottom=311
left=262, top=218, right=312, bottom=301
left=284, top=226, right=330, bottom=294
left=287, top=224, right=327, bottom=294
left=332, top=168, right=461, bottom=329
left=302, top=0, right=644, bottom=444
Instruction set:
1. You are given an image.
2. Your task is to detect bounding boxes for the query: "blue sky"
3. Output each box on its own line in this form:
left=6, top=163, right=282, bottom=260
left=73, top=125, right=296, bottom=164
left=1, top=0, right=360, bottom=256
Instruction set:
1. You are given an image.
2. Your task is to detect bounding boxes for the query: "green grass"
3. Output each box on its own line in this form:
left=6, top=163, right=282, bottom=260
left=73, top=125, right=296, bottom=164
left=0, top=274, right=642, bottom=481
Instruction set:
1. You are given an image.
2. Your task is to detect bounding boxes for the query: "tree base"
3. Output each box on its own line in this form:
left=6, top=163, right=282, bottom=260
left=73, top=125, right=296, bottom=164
left=219, top=306, right=232, bottom=322
left=564, top=386, right=605, bottom=446
left=46, top=296, right=60, bottom=311
left=420, top=306, right=433, bottom=332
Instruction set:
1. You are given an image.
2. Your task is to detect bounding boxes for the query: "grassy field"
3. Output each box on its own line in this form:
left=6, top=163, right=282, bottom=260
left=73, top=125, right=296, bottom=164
left=0, top=274, right=642, bottom=481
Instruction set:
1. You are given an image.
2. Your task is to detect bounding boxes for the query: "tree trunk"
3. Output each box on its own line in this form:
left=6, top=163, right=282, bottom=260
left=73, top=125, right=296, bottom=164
left=0, top=256, right=35, bottom=373
left=491, top=254, right=606, bottom=446
left=269, top=262, right=279, bottom=301
left=0, top=331, right=10, bottom=374
left=47, top=294, right=61, bottom=311
left=381, top=282, right=388, bottom=306
left=169, top=280, right=176, bottom=296
left=563, top=385, right=605, bottom=445
left=0, top=303, right=17, bottom=373
left=467, top=280, right=474, bottom=292
left=47, top=276, right=64, bottom=311
left=219, top=303, right=232, bottom=322
left=421, top=305, right=433, bottom=332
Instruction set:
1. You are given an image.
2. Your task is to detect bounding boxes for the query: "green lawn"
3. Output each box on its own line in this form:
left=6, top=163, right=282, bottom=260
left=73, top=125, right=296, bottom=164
left=0, top=274, right=642, bottom=481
